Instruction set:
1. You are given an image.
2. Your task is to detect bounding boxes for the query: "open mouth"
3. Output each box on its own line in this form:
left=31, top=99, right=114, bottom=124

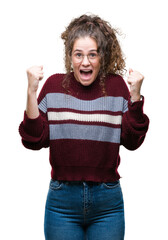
left=80, top=69, right=93, bottom=79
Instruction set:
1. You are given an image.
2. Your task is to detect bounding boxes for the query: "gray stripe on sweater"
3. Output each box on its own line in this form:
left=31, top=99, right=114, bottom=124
left=38, top=93, right=128, bottom=113
left=49, top=124, right=121, bottom=143
left=38, top=96, right=47, bottom=113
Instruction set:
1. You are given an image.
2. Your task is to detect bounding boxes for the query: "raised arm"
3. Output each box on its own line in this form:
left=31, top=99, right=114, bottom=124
left=121, top=69, right=149, bottom=150
left=19, top=66, right=49, bottom=150
left=26, top=65, right=44, bottom=118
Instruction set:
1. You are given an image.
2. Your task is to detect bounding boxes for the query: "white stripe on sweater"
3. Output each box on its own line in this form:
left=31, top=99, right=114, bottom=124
left=48, top=111, right=122, bottom=125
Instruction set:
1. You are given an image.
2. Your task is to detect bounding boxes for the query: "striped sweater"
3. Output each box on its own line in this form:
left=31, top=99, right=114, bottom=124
left=19, top=73, right=149, bottom=182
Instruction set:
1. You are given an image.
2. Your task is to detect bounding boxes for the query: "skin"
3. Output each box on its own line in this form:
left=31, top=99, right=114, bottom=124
left=127, top=68, right=143, bottom=101
left=26, top=65, right=44, bottom=118
left=26, top=38, right=144, bottom=119
left=71, top=37, right=101, bottom=87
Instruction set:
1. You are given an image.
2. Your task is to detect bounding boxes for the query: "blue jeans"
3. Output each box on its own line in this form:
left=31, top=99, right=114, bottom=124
left=44, top=180, right=125, bottom=240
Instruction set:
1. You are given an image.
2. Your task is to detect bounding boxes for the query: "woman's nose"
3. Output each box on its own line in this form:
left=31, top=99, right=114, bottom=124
left=81, top=55, right=90, bottom=65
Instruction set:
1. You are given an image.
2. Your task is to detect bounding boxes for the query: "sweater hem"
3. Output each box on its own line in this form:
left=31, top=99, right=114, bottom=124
left=51, top=166, right=120, bottom=183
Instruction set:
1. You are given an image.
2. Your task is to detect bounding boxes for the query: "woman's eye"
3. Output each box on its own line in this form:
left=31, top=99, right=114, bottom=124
left=89, top=53, right=97, bottom=58
left=76, top=53, right=82, bottom=58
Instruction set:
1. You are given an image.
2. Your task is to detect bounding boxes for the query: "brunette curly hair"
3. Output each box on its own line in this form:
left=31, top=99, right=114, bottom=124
left=61, top=14, right=126, bottom=94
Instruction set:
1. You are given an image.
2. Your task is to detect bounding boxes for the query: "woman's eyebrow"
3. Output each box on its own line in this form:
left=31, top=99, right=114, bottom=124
left=73, top=49, right=82, bottom=52
left=73, top=49, right=98, bottom=52
left=89, top=49, right=98, bottom=52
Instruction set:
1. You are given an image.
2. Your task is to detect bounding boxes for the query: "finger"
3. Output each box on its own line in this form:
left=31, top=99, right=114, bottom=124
left=38, top=74, right=44, bottom=78
left=127, top=79, right=132, bottom=85
left=37, top=74, right=44, bottom=80
left=129, top=68, right=133, bottom=75
left=37, top=71, right=44, bottom=75
left=127, top=76, right=135, bottom=85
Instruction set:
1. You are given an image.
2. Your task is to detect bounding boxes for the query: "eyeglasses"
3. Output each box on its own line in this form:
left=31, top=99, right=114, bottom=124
left=72, top=52, right=99, bottom=63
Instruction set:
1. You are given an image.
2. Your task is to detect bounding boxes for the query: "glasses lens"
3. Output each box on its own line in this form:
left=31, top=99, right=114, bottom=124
left=73, top=52, right=98, bottom=62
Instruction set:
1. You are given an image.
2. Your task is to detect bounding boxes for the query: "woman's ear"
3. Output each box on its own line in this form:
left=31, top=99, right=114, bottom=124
left=71, top=62, right=73, bottom=71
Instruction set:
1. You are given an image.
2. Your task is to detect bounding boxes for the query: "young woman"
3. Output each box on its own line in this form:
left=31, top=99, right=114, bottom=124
left=19, top=14, right=149, bottom=240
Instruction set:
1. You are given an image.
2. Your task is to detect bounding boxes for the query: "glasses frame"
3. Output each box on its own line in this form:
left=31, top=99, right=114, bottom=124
left=72, top=51, right=99, bottom=63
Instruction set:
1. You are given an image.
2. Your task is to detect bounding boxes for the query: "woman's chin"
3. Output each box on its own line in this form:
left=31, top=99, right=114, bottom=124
left=78, top=74, right=95, bottom=86
left=79, top=78, right=94, bottom=86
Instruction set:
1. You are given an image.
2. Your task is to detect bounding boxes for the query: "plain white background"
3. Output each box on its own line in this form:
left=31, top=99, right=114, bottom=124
left=0, top=0, right=168, bottom=239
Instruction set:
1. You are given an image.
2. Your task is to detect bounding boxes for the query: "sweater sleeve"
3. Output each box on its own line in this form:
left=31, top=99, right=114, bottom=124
left=121, top=97, right=149, bottom=150
left=18, top=80, right=49, bottom=150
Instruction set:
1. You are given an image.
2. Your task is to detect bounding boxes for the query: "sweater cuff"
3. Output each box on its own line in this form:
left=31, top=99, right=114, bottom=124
left=22, top=111, right=44, bottom=137
left=127, top=96, right=145, bottom=122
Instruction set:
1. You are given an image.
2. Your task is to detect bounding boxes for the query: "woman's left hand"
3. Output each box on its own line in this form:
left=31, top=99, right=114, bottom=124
left=127, top=68, right=144, bottom=102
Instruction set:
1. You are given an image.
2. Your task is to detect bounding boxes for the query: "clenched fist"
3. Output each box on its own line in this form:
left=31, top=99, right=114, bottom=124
left=127, top=68, right=144, bottom=102
left=27, top=65, right=44, bottom=93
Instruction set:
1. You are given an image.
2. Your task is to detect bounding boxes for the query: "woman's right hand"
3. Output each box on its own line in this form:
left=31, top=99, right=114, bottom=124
left=26, top=65, right=44, bottom=93
left=26, top=65, right=44, bottom=119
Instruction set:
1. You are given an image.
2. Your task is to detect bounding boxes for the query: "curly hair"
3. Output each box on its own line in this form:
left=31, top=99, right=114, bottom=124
left=61, top=14, right=126, bottom=94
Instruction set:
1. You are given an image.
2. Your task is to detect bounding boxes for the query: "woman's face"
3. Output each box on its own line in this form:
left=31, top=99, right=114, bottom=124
left=71, top=36, right=101, bottom=86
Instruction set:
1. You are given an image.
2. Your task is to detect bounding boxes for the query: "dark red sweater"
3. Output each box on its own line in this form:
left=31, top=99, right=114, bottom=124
left=19, top=73, right=149, bottom=182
